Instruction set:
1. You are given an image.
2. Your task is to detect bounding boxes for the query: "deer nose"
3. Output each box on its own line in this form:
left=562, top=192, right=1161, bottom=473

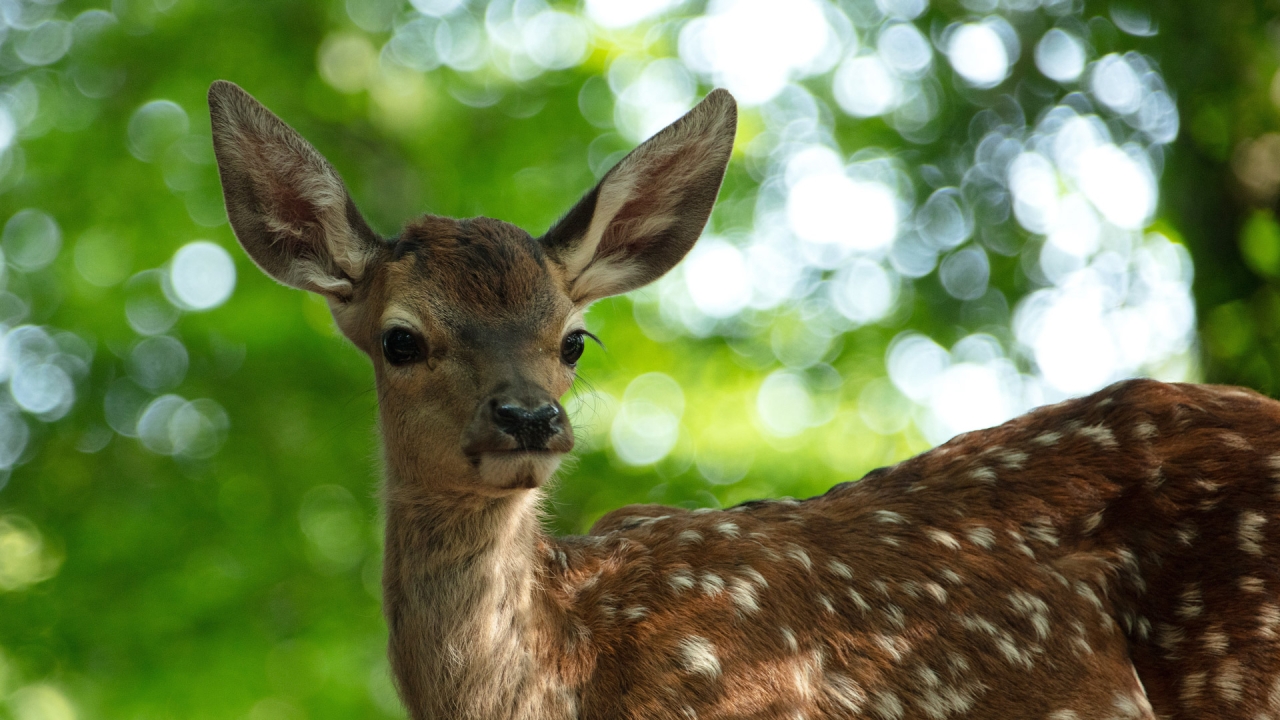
left=491, top=400, right=563, bottom=450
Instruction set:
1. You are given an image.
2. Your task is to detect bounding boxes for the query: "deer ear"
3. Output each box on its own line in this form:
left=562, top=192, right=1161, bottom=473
left=208, top=80, right=385, bottom=301
left=542, top=89, right=737, bottom=305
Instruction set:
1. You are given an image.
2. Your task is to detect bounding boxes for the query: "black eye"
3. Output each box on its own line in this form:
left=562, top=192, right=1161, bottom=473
left=382, top=327, right=422, bottom=366
left=560, top=331, right=586, bottom=366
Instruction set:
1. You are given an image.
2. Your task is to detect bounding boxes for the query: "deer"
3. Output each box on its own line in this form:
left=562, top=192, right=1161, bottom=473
left=208, top=77, right=1280, bottom=720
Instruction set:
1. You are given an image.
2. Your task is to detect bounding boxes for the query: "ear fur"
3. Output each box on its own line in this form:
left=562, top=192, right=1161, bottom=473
left=542, top=89, right=737, bottom=305
left=208, top=80, right=384, bottom=300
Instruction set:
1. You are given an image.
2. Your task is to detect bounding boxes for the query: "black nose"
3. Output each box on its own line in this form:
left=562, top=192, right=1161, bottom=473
left=491, top=401, right=562, bottom=450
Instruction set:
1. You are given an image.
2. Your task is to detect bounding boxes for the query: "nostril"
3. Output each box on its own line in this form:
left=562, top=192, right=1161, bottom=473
left=529, top=404, right=560, bottom=423
left=493, top=403, right=529, bottom=434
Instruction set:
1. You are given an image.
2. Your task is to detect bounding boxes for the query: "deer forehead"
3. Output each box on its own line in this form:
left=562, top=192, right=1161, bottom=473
left=375, top=215, right=578, bottom=341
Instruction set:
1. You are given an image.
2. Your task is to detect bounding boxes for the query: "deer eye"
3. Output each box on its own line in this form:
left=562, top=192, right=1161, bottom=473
left=382, top=327, right=423, bottom=366
left=560, top=330, right=587, bottom=366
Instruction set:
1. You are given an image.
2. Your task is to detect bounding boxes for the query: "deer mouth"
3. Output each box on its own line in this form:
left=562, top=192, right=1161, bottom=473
left=470, top=449, right=564, bottom=491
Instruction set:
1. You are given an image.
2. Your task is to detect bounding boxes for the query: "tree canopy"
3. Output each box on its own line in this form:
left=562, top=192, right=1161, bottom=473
left=2, top=0, right=1280, bottom=716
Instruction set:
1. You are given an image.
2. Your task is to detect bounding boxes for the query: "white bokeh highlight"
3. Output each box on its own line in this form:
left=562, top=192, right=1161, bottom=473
left=169, top=241, right=236, bottom=311
left=947, top=22, right=1011, bottom=88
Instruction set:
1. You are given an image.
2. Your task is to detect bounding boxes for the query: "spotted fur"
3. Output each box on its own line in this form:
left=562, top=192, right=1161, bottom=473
left=212, top=80, right=1280, bottom=720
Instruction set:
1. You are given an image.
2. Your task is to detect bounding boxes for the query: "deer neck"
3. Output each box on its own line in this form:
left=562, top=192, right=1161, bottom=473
left=381, top=466, right=572, bottom=720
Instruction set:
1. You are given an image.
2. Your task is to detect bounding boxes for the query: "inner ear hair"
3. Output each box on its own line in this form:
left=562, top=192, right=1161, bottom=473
left=542, top=89, right=738, bottom=305
left=208, top=80, right=385, bottom=300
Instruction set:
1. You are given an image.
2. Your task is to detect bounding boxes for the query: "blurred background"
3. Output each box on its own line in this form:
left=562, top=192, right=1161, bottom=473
left=0, top=0, right=1276, bottom=716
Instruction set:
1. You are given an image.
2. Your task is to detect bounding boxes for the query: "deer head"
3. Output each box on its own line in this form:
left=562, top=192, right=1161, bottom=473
left=208, top=81, right=737, bottom=497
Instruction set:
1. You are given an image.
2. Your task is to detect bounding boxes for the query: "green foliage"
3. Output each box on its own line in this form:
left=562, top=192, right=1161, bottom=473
left=1241, top=210, right=1280, bottom=278
left=0, top=0, right=1275, bottom=717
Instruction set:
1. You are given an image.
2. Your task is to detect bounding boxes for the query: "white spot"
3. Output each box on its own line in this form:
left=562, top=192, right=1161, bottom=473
left=1081, top=511, right=1104, bottom=535
left=847, top=588, right=871, bottom=613
left=1031, top=431, right=1061, bottom=446
left=825, top=673, right=866, bottom=713
left=678, top=636, right=721, bottom=677
left=1222, top=432, right=1253, bottom=451
left=1239, top=511, right=1267, bottom=556
left=817, top=594, right=835, bottom=614
left=729, top=577, right=760, bottom=613
left=871, top=690, right=904, bottom=720
left=1008, top=530, right=1036, bottom=559
left=1240, top=576, right=1265, bottom=594
left=1025, top=518, right=1060, bottom=547
left=926, top=528, right=961, bottom=551
left=875, top=511, right=907, bottom=524
left=1259, top=604, right=1280, bottom=640
left=785, top=544, right=813, bottom=571
left=715, top=521, right=740, bottom=537
left=1154, top=622, right=1185, bottom=652
left=1009, top=591, right=1051, bottom=640
left=965, top=526, right=995, bottom=549
left=996, top=449, right=1028, bottom=469
left=669, top=569, right=695, bottom=593
left=1132, top=420, right=1158, bottom=440
left=677, top=529, right=703, bottom=545
left=780, top=626, right=798, bottom=652
left=1074, top=582, right=1104, bottom=612
left=1215, top=659, right=1244, bottom=703
left=1109, top=691, right=1149, bottom=720
left=623, top=606, right=648, bottom=620
left=1202, top=624, right=1229, bottom=655
left=938, top=568, right=963, bottom=585
left=1071, top=626, right=1093, bottom=656
left=598, top=594, right=619, bottom=619
left=923, top=582, right=947, bottom=604
left=1180, top=671, right=1206, bottom=706
left=915, top=665, right=940, bottom=688
left=740, top=566, right=768, bottom=588
left=882, top=604, right=906, bottom=629
left=1078, top=424, right=1117, bottom=447
left=1195, top=478, right=1223, bottom=493
left=960, top=614, right=1033, bottom=668
left=827, top=559, right=853, bottom=579
left=700, top=573, right=725, bottom=597
left=872, top=633, right=910, bottom=662
left=1175, top=524, right=1198, bottom=547
left=1177, top=584, right=1203, bottom=620
left=967, top=466, right=998, bottom=484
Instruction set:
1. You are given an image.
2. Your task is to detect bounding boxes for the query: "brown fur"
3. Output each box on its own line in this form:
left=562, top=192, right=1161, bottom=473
left=210, top=81, right=1280, bottom=719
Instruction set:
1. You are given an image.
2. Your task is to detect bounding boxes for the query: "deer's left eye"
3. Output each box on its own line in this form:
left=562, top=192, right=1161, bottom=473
left=560, top=331, right=586, bottom=366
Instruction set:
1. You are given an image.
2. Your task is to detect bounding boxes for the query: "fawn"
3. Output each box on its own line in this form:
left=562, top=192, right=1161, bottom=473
left=209, top=79, right=1280, bottom=720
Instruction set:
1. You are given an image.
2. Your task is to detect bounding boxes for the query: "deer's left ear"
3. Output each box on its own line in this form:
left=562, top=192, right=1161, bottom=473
left=542, top=89, right=737, bottom=305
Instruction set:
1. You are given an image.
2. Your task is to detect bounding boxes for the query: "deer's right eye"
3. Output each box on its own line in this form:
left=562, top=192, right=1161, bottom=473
left=382, top=327, right=423, bottom=366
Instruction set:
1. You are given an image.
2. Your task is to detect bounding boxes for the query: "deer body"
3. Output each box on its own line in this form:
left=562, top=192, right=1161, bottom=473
left=208, top=81, right=1280, bottom=719
left=384, top=377, right=1280, bottom=720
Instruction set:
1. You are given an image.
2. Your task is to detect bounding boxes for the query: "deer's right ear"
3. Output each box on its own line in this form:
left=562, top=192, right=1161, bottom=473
left=208, top=81, right=384, bottom=301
